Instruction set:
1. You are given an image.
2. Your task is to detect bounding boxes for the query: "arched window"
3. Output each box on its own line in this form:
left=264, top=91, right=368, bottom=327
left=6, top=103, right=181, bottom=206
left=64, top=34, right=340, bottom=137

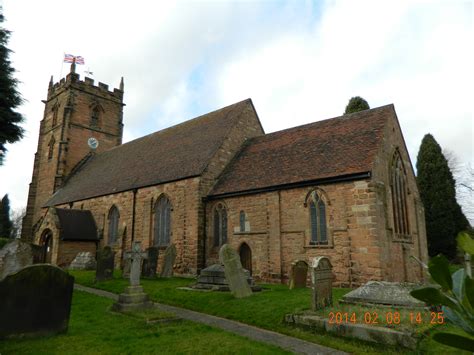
left=213, top=203, right=227, bottom=247
left=108, top=205, right=120, bottom=245
left=154, top=196, right=171, bottom=246
left=239, top=211, right=246, bottom=232
left=391, top=151, right=410, bottom=236
left=51, top=102, right=59, bottom=127
left=90, top=106, right=100, bottom=127
left=308, top=190, right=328, bottom=245
left=48, top=136, right=55, bottom=160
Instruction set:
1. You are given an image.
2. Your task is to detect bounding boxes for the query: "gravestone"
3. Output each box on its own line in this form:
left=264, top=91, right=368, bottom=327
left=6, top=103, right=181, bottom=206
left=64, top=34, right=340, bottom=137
left=69, top=252, right=96, bottom=270
left=0, top=264, right=74, bottom=338
left=193, top=263, right=261, bottom=292
left=141, top=247, right=159, bottom=278
left=122, top=258, right=131, bottom=279
left=289, top=260, right=308, bottom=289
left=95, top=246, right=115, bottom=282
left=311, top=256, right=333, bottom=310
left=112, top=241, right=152, bottom=312
left=0, top=240, right=35, bottom=280
left=219, top=244, right=252, bottom=298
left=160, top=243, right=176, bottom=278
left=340, top=281, right=425, bottom=308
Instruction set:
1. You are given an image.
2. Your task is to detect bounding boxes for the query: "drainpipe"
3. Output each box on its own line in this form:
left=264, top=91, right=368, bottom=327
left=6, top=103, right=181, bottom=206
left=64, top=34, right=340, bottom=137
left=131, top=189, right=137, bottom=243
left=202, top=196, right=207, bottom=271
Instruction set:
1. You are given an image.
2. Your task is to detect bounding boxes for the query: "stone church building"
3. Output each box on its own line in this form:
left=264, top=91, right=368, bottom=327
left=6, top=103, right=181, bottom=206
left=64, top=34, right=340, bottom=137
left=22, top=64, right=428, bottom=287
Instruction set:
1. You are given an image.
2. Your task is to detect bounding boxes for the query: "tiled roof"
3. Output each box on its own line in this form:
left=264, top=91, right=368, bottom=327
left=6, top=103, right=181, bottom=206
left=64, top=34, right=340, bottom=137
left=210, top=105, right=393, bottom=197
left=46, top=99, right=256, bottom=206
left=55, top=208, right=98, bottom=241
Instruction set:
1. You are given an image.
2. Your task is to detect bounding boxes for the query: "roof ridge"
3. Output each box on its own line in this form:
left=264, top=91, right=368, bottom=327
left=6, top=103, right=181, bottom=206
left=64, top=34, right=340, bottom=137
left=260, top=104, right=394, bottom=140
left=100, top=99, right=253, bottom=155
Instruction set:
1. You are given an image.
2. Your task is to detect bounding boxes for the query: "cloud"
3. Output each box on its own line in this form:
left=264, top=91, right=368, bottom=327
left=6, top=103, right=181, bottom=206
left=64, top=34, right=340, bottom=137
left=0, top=0, right=472, bottom=225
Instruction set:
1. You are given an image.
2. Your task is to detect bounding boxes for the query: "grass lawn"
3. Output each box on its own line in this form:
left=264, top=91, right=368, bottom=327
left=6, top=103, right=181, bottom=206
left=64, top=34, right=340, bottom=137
left=0, top=290, right=290, bottom=355
left=70, top=270, right=471, bottom=354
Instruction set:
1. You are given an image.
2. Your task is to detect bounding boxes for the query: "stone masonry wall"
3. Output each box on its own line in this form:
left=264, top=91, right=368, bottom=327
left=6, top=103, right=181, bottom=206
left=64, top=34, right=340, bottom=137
left=208, top=179, right=385, bottom=287
left=23, top=71, right=123, bottom=242
left=198, top=102, right=264, bottom=270
left=371, top=111, right=428, bottom=283
left=56, top=241, right=97, bottom=267
left=50, top=177, right=201, bottom=275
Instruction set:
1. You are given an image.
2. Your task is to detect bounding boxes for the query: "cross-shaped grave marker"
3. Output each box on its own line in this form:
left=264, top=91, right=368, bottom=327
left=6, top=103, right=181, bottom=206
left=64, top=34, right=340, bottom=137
left=124, top=241, right=148, bottom=287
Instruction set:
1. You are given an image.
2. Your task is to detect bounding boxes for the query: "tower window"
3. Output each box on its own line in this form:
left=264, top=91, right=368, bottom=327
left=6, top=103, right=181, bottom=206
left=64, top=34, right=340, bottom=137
left=391, top=151, right=410, bottom=237
left=52, top=103, right=59, bottom=127
left=154, top=195, right=171, bottom=246
left=239, top=211, right=246, bottom=232
left=214, top=203, right=227, bottom=247
left=307, top=190, right=328, bottom=245
left=90, top=106, right=100, bottom=127
left=48, top=136, right=55, bottom=160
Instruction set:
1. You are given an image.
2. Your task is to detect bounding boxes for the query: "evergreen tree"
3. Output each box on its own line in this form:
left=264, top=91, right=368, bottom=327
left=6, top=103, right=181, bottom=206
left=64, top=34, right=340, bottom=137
left=0, top=8, right=24, bottom=165
left=0, top=194, right=12, bottom=238
left=344, top=96, right=370, bottom=114
left=416, top=134, right=470, bottom=259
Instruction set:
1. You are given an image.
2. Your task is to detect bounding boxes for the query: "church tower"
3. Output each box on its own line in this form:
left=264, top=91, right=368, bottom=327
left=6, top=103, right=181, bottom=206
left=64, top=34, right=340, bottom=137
left=22, top=62, right=125, bottom=241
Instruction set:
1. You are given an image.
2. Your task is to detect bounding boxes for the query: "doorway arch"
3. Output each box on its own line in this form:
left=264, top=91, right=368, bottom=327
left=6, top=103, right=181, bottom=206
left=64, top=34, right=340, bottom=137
left=40, top=229, right=53, bottom=263
left=239, top=242, right=252, bottom=275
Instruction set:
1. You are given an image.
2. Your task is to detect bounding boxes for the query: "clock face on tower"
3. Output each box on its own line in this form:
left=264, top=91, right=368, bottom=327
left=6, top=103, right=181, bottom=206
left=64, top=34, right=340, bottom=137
left=87, top=137, right=99, bottom=150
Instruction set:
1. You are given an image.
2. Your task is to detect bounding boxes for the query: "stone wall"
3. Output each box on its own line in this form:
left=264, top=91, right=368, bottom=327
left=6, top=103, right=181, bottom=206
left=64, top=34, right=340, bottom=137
left=198, top=102, right=264, bottom=270
left=207, top=176, right=420, bottom=286
left=50, top=177, right=202, bottom=275
left=23, top=71, right=124, bottom=242
left=371, top=111, right=428, bottom=282
left=56, top=241, right=97, bottom=267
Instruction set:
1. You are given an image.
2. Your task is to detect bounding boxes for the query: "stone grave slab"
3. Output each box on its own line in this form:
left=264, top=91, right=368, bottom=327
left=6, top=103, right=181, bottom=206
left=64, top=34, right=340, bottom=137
left=289, top=260, right=308, bottom=289
left=0, top=264, right=74, bottom=338
left=340, top=281, right=425, bottom=308
left=219, top=244, right=252, bottom=298
left=95, top=246, right=114, bottom=282
left=0, top=240, right=36, bottom=280
left=69, top=252, right=96, bottom=270
left=142, top=247, right=159, bottom=278
left=193, top=263, right=261, bottom=291
left=160, top=244, right=176, bottom=278
left=311, top=256, right=333, bottom=310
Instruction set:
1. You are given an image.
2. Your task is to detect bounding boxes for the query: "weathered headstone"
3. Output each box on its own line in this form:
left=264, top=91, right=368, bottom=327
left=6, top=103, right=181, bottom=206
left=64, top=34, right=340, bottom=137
left=160, top=243, right=176, bottom=278
left=122, top=258, right=131, bottom=279
left=69, top=252, right=96, bottom=270
left=311, top=256, right=333, bottom=310
left=0, top=264, right=74, bottom=338
left=219, top=244, right=252, bottom=298
left=112, top=241, right=151, bottom=312
left=289, top=260, right=308, bottom=289
left=0, top=240, right=35, bottom=280
left=141, top=247, right=159, bottom=278
left=95, top=246, right=115, bottom=282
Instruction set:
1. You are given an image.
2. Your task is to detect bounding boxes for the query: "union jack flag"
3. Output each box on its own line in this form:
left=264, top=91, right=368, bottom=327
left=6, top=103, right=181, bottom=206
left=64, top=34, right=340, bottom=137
left=64, top=54, right=85, bottom=65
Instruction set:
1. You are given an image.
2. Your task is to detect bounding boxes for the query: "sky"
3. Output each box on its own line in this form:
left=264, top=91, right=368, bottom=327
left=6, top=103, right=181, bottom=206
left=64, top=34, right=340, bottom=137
left=0, top=0, right=473, bottom=222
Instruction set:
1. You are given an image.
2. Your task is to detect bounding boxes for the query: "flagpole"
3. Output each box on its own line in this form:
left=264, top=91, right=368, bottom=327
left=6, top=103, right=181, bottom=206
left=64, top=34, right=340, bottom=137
left=60, top=52, right=64, bottom=79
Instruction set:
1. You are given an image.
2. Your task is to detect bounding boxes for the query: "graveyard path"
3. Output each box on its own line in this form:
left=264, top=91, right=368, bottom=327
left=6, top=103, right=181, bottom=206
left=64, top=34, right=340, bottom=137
left=74, top=284, right=347, bottom=355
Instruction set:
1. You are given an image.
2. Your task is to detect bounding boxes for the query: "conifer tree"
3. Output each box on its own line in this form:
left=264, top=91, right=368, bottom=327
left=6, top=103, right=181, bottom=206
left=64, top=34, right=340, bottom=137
left=0, top=194, right=12, bottom=238
left=416, top=134, right=469, bottom=259
left=0, top=8, right=24, bottom=165
left=344, top=96, right=370, bottom=114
